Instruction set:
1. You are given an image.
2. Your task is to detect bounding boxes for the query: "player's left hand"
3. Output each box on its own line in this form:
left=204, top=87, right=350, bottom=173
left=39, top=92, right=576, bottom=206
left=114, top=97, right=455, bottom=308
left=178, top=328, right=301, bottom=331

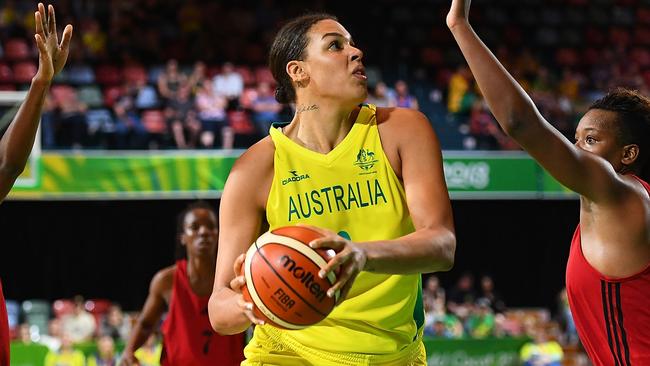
left=34, top=3, right=73, bottom=83
left=301, top=225, right=367, bottom=305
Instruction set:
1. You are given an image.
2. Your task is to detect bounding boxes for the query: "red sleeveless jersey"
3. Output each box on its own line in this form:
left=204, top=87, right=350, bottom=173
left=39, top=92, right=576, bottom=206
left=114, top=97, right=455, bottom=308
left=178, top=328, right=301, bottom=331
left=160, top=260, right=244, bottom=366
left=566, top=176, right=650, bottom=366
left=0, top=280, right=9, bottom=366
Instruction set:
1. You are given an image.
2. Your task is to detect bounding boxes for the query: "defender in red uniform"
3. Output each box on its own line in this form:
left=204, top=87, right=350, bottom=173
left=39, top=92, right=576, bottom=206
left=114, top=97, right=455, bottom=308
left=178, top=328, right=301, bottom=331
left=120, top=202, right=245, bottom=366
left=447, top=1, right=650, bottom=364
left=566, top=175, right=650, bottom=365
left=0, top=4, right=72, bottom=366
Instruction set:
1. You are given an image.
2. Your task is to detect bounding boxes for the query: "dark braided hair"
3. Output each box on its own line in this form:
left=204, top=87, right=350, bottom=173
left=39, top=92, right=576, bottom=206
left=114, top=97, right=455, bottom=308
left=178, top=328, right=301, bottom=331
left=269, top=13, right=338, bottom=104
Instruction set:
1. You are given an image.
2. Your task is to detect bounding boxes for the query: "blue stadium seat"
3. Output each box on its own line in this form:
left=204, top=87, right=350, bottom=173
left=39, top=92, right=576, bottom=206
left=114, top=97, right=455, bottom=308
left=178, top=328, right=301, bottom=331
left=86, top=108, right=116, bottom=134
left=4, top=299, right=19, bottom=332
left=67, top=64, right=96, bottom=85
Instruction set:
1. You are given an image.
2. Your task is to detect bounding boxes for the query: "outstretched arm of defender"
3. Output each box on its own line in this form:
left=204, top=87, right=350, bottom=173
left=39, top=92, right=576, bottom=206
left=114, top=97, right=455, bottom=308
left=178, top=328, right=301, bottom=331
left=0, top=3, right=72, bottom=201
left=446, top=0, right=625, bottom=202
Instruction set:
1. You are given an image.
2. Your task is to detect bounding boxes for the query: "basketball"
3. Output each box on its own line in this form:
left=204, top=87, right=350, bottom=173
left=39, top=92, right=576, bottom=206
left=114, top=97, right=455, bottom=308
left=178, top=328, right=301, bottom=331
left=240, top=226, right=340, bottom=330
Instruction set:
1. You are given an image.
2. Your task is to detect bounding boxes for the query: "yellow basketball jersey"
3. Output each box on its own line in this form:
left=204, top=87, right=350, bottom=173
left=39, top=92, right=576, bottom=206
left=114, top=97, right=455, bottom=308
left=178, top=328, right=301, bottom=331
left=258, top=104, right=424, bottom=354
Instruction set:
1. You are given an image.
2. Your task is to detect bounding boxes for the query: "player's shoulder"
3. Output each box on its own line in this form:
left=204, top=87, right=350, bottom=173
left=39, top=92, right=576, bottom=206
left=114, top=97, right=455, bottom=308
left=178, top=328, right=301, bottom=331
left=618, top=174, right=650, bottom=203
left=223, top=136, right=275, bottom=207
left=150, top=265, right=176, bottom=295
left=230, top=136, right=275, bottom=178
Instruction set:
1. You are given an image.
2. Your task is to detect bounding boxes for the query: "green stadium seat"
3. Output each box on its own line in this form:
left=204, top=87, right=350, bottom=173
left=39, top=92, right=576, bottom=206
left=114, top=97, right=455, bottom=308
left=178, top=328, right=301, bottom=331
left=78, top=85, right=105, bottom=108
left=21, top=300, right=50, bottom=336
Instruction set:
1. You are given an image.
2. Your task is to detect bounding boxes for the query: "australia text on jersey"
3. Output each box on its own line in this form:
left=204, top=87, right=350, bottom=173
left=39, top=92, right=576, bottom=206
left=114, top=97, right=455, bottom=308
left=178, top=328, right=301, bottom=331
left=287, top=178, right=388, bottom=221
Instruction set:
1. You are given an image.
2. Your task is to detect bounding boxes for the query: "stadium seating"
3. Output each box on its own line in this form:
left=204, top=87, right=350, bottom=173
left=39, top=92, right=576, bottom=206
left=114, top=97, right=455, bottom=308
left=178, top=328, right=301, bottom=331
left=102, top=85, right=123, bottom=108
left=0, top=63, right=12, bottom=84
left=86, top=108, right=116, bottom=134
left=12, top=61, right=38, bottom=84
left=84, top=298, right=112, bottom=328
left=3, top=39, right=31, bottom=61
left=78, top=85, right=105, bottom=108
left=94, top=65, right=123, bottom=85
left=4, top=300, right=19, bottom=334
left=52, top=298, right=75, bottom=319
left=67, top=64, right=96, bottom=85
left=123, top=65, right=148, bottom=85
left=21, top=299, right=50, bottom=336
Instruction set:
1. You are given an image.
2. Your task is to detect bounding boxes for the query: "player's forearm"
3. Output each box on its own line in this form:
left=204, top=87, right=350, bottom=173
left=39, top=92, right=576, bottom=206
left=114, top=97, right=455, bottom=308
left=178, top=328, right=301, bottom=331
left=0, top=78, right=50, bottom=178
left=208, top=288, right=252, bottom=335
left=448, top=21, right=541, bottom=137
left=359, top=227, right=456, bottom=274
left=123, top=321, right=155, bottom=354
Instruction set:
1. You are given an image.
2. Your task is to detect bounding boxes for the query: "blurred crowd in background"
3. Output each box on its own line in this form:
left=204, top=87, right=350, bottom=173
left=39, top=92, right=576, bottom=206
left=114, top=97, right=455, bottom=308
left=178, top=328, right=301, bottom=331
left=6, top=273, right=587, bottom=365
left=1, top=0, right=645, bottom=364
left=1, top=0, right=649, bottom=151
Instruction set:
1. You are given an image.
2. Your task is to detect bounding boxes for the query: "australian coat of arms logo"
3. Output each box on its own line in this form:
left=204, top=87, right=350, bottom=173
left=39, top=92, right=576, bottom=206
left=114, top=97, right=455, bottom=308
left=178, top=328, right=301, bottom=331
left=354, top=148, right=379, bottom=171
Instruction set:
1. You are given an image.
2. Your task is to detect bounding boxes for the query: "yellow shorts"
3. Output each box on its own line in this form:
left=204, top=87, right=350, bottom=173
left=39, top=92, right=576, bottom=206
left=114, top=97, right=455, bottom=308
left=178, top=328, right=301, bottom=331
left=242, top=326, right=427, bottom=366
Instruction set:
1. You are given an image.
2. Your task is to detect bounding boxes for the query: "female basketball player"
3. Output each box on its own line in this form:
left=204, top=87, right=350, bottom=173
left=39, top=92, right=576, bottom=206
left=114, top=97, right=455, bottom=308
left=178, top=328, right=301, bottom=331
left=447, top=1, right=650, bottom=364
left=120, top=202, right=244, bottom=366
left=209, top=14, right=456, bottom=365
left=0, top=4, right=71, bottom=365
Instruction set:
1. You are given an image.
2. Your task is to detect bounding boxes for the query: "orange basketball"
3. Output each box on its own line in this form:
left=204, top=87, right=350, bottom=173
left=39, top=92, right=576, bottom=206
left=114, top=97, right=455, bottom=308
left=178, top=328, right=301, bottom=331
left=240, top=226, right=340, bottom=330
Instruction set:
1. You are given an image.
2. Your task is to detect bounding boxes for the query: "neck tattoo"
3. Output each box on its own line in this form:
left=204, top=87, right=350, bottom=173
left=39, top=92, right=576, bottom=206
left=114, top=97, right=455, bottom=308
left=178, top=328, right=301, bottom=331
left=297, top=104, right=319, bottom=113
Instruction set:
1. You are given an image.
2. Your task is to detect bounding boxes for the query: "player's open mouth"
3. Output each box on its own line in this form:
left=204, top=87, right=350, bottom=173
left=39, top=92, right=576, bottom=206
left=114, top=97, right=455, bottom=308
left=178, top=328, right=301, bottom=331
left=352, top=66, right=367, bottom=80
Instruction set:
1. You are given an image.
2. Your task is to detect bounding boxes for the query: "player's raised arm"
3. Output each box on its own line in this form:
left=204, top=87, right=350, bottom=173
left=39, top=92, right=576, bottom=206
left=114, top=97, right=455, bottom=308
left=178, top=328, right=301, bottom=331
left=0, top=3, right=72, bottom=201
left=446, top=0, right=627, bottom=202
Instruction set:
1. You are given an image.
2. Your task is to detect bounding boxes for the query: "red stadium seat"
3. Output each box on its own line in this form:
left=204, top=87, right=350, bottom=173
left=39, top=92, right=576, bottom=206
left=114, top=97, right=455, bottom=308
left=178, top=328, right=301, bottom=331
left=103, top=85, right=123, bottom=108
left=52, top=299, right=75, bottom=319
left=0, top=84, right=16, bottom=91
left=206, top=65, right=221, bottom=79
left=123, top=65, right=148, bottom=84
left=85, top=298, right=111, bottom=315
left=142, top=109, right=167, bottom=134
left=4, top=38, right=32, bottom=60
left=13, top=61, right=38, bottom=83
left=94, top=64, right=123, bottom=85
left=85, top=298, right=112, bottom=328
left=0, top=63, right=13, bottom=84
